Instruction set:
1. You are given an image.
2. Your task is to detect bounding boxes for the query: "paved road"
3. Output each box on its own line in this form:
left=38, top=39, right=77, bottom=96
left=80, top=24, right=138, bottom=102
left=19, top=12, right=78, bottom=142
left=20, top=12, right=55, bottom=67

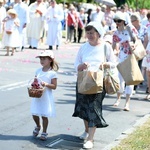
left=0, top=40, right=149, bottom=150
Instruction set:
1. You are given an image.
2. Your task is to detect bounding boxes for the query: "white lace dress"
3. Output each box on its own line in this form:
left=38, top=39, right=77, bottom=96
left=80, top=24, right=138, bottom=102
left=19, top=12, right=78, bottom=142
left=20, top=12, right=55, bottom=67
left=2, top=17, right=20, bottom=47
left=30, top=68, right=57, bottom=117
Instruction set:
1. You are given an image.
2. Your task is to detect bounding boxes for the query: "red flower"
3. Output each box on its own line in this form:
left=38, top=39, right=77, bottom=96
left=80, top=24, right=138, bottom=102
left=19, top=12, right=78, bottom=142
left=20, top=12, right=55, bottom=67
left=121, top=41, right=129, bottom=49
left=113, top=35, right=121, bottom=43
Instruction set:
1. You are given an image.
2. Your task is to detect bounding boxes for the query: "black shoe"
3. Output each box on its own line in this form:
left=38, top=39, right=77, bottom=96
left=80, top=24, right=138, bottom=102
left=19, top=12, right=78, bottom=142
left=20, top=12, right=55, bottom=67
left=47, top=46, right=53, bottom=50
left=56, top=45, right=58, bottom=50
left=21, top=46, right=24, bottom=51
left=146, top=87, right=149, bottom=93
left=29, top=45, right=32, bottom=49
left=33, top=47, right=37, bottom=49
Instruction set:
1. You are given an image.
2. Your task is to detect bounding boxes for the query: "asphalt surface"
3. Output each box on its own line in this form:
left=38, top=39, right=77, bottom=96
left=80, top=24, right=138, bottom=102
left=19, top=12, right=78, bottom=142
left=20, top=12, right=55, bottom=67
left=0, top=39, right=149, bottom=150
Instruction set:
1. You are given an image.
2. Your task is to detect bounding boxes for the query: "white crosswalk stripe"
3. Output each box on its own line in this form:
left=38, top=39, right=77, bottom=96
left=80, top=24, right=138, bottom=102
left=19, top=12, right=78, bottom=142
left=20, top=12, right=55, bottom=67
left=0, top=80, right=28, bottom=91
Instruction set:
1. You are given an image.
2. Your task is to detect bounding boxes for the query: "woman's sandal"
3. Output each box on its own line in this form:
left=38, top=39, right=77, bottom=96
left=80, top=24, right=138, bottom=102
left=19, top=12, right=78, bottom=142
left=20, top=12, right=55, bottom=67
left=113, top=100, right=120, bottom=106
left=123, top=106, right=130, bottom=111
left=33, top=126, right=41, bottom=137
left=5, top=53, right=9, bottom=56
left=40, top=132, right=48, bottom=141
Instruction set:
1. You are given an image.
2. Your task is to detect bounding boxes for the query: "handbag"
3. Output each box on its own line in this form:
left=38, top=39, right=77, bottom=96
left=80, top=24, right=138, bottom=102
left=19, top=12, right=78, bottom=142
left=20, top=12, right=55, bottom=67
left=127, top=26, right=146, bottom=60
left=117, top=54, right=144, bottom=85
left=132, top=39, right=146, bottom=60
left=104, top=68, right=120, bottom=94
left=77, top=70, right=103, bottom=94
left=103, top=45, right=120, bottom=94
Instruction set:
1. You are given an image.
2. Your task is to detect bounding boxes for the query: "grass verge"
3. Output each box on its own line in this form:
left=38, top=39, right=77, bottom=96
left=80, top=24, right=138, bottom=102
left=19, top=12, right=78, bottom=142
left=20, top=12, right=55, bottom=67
left=112, top=117, right=150, bottom=150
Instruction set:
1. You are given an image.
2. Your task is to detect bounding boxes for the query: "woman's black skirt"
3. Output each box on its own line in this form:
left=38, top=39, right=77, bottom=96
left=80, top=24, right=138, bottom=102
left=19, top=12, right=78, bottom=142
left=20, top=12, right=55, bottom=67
left=72, top=85, right=108, bottom=128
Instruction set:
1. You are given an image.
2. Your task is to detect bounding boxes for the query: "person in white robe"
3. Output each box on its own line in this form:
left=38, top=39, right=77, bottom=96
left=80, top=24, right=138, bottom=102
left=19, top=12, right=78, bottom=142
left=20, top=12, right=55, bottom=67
left=45, top=0, right=64, bottom=50
left=0, top=0, right=6, bottom=33
left=14, top=0, right=29, bottom=51
left=26, top=0, right=46, bottom=49
left=0, top=0, right=6, bottom=48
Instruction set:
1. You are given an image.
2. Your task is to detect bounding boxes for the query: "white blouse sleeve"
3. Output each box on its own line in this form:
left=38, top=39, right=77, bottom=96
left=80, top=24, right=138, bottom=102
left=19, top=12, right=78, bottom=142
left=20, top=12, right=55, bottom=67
left=74, top=45, right=84, bottom=72
left=105, top=42, right=117, bottom=68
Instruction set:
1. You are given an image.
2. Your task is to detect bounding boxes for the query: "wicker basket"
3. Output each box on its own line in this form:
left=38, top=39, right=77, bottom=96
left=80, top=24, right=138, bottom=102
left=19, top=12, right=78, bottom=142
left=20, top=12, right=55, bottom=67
left=6, top=30, right=12, bottom=34
left=27, top=78, right=45, bottom=98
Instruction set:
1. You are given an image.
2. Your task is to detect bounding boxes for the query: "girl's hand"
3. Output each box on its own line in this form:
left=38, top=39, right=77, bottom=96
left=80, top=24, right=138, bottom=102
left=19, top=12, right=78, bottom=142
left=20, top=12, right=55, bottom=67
left=41, top=81, right=47, bottom=87
left=14, top=21, right=20, bottom=27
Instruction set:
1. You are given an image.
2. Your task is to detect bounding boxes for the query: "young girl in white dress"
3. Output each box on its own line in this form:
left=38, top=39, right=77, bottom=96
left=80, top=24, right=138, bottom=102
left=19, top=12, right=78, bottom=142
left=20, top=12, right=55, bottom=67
left=31, top=50, right=59, bottom=141
left=2, top=9, right=20, bottom=56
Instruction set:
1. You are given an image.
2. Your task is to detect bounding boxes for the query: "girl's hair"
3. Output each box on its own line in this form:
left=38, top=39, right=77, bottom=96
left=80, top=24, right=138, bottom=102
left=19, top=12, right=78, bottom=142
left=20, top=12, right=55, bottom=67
left=147, top=11, right=150, bottom=19
left=50, top=58, right=59, bottom=71
left=124, top=21, right=128, bottom=26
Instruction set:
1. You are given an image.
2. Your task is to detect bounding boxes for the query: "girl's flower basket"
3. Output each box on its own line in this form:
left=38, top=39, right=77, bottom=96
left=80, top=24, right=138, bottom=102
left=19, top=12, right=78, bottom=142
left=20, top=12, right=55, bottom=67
left=27, top=77, right=45, bottom=98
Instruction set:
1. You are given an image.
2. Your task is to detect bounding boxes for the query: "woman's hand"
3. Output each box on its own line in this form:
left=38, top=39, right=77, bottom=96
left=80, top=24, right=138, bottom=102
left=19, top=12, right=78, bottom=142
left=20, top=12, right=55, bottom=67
left=78, top=62, right=89, bottom=71
left=129, top=41, right=136, bottom=51
left=100, top=63, right=110, bottom=69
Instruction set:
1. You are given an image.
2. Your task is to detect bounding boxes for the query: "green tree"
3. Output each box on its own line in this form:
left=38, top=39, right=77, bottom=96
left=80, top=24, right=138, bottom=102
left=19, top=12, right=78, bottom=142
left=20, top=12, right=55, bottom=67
left=116, top=0, right=150, bottom=9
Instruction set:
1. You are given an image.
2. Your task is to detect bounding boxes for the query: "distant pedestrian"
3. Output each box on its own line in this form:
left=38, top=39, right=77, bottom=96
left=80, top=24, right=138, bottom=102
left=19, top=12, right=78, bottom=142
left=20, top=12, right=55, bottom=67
left=45, top=0, right=64, bottom=50
left=130, top=13, right=148, bottom=94
left=141, top=13, right=150, bottom=100
left=26, top=0, right=46, bottom=49
left=65, top=5, right=78, bottom=43
left=2, top=9, right=20, bottom=56
left=91, top=6, right=105, bottom=27
left=86, top=9, right=92, bottom=24
left=31, top=50, right=59, bottom=141
left=14, top=0, right=29, bottom=51
left=0, top=0, right=6, bottom=34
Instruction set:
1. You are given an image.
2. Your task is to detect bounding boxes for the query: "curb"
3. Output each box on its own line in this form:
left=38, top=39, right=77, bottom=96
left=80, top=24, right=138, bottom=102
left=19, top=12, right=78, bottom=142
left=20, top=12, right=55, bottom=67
left=102, top=113, right=150, bottom=150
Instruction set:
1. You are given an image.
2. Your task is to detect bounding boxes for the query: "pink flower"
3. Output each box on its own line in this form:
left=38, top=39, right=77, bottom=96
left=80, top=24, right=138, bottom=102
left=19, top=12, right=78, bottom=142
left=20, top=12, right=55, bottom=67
left=121, top=41, right=129, bottom=49
left=113, top=35, right=121, bottom=43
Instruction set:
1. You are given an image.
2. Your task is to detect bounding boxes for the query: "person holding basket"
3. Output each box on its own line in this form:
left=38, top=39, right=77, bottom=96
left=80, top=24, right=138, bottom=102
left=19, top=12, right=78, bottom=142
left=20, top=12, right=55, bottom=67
left=30, top=50, right=59, bottom=141
left=72, top=21, right=116, bottom=149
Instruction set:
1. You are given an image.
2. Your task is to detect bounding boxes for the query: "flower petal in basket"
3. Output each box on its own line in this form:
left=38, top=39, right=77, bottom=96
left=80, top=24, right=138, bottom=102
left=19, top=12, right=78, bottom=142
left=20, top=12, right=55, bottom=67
left=27, top=77, right=45, bottom=98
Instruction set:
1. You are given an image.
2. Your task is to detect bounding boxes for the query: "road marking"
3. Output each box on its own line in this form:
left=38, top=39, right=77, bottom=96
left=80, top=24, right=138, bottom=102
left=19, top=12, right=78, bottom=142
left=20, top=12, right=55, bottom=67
left=46, top=138, right=63, bottom=148
left=0, top=80, right=28, bottom=91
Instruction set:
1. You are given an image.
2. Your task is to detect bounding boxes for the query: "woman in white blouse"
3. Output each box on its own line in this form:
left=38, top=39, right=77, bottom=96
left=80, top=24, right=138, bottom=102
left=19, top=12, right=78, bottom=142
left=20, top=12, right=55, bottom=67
left=72, top=21, right=116, bottom=149
left=112, top=12, right=138, bottom=111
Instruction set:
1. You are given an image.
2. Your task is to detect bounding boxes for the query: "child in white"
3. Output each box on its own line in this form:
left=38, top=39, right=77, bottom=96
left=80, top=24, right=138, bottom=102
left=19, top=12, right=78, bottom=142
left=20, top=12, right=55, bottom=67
left=2, top=9, right=20, bottom=56
left=30, top=50, right=59, bottom=141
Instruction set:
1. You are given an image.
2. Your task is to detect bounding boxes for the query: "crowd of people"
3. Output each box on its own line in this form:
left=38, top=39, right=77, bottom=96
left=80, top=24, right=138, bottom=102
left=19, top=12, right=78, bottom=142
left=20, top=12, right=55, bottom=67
left=0, top=0, right=150, bottom=149
left=71, top=4, right=150, bottom=149
left=0, top=0, right=150, bottom=53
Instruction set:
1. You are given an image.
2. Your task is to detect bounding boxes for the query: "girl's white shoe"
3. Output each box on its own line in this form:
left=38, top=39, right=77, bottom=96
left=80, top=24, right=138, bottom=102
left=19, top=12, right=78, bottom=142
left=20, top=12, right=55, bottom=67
left=83, top=140, right=94, bottom=149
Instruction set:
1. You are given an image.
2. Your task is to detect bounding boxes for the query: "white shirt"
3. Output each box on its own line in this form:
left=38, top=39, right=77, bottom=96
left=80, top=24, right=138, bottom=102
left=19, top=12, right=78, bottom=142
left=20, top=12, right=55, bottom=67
left=74, top=42, right=116, bottom=72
